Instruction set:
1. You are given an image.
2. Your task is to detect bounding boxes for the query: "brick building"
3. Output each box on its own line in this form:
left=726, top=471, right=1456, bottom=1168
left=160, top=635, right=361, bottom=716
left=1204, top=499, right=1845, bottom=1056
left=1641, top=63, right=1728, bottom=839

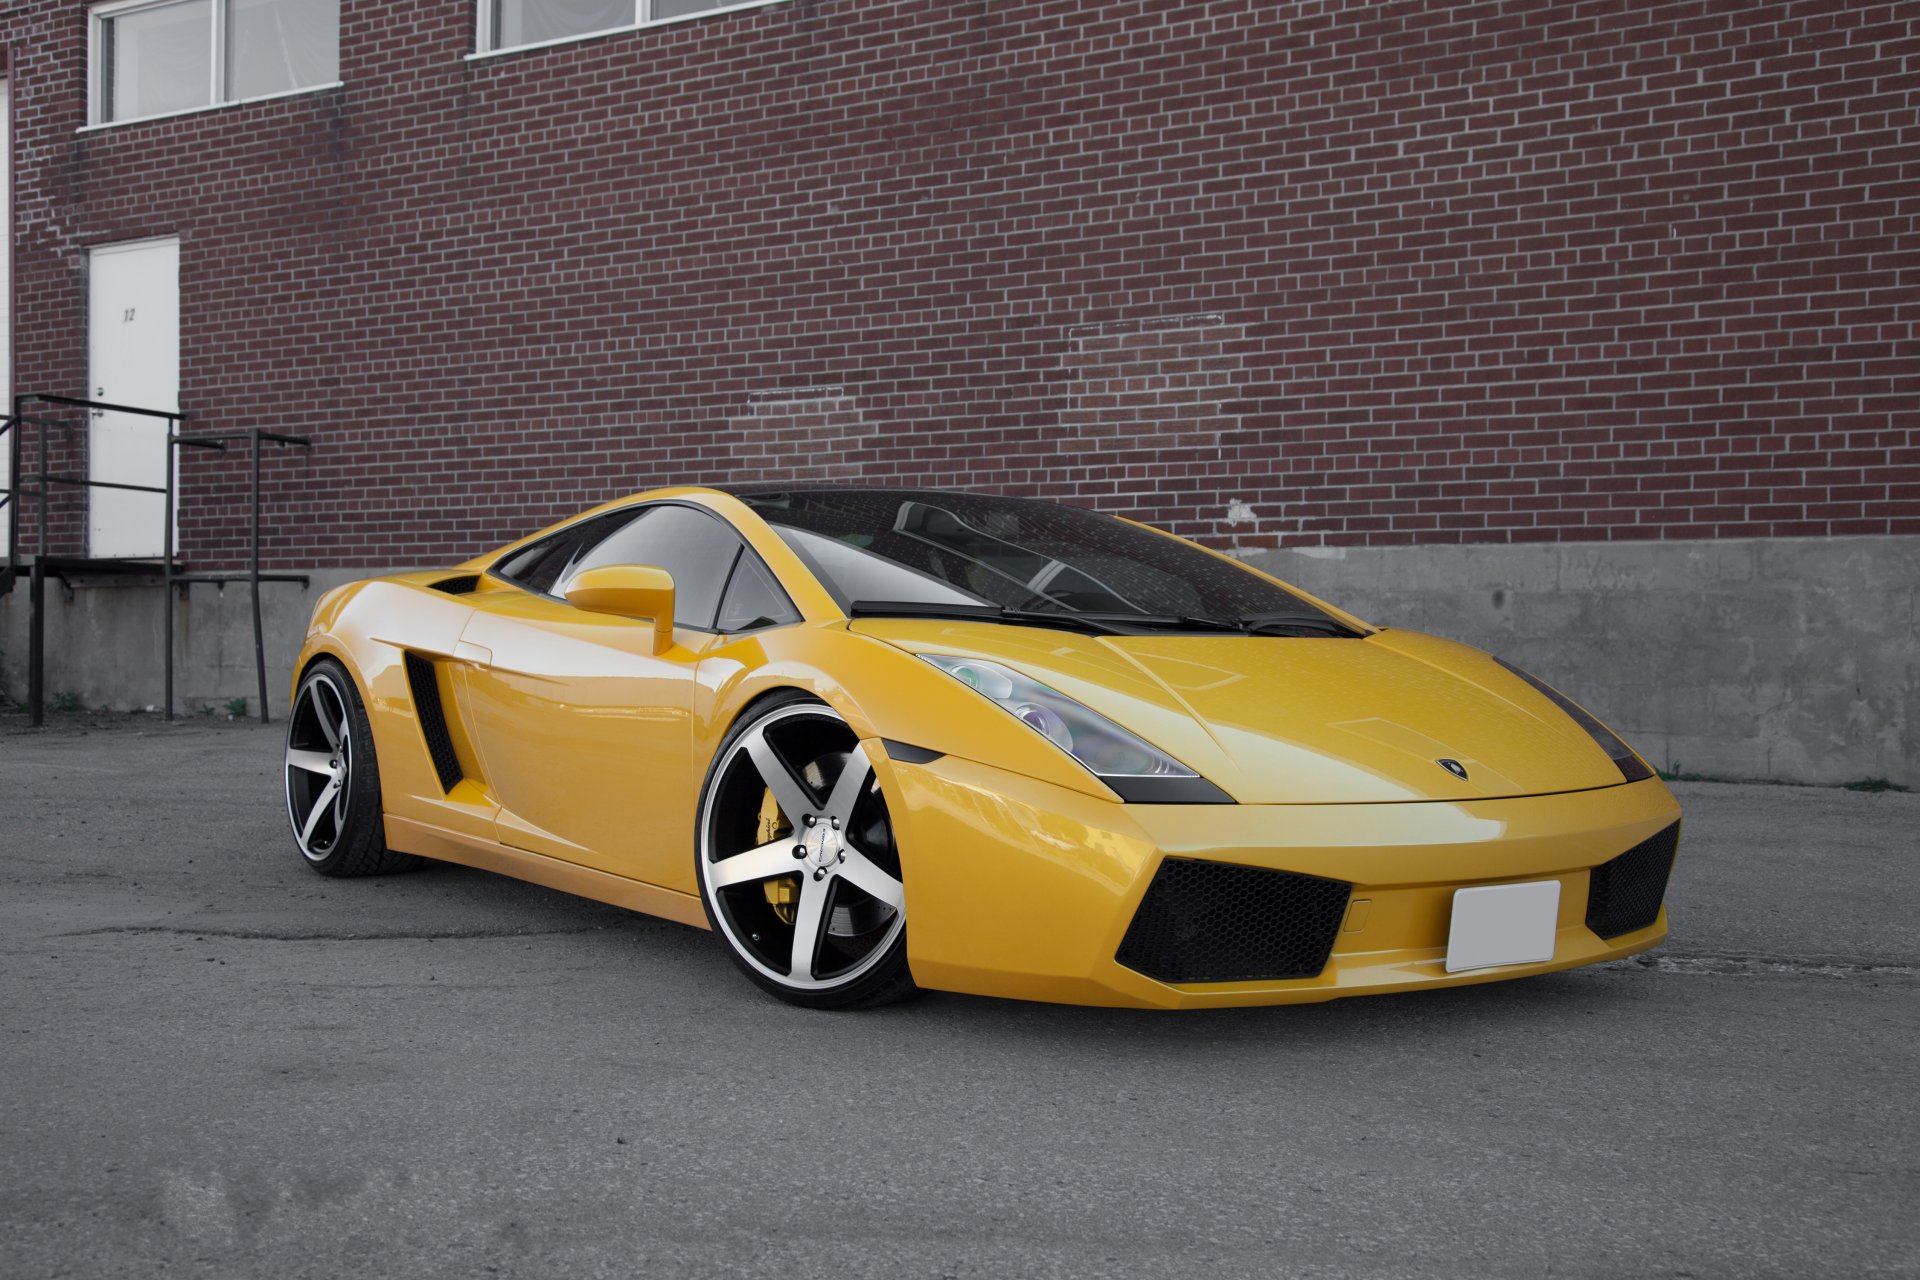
left=0, top=0, right=1914, bottom=783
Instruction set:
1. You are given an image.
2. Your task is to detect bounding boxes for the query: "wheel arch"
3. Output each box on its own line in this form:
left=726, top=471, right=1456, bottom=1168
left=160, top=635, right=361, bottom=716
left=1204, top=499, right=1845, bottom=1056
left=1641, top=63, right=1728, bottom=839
left=692, top=677, right=916, bottom=1008
left=696, top=624, right=1113, bottom=804
left=291, top=641, right=367, bottom=707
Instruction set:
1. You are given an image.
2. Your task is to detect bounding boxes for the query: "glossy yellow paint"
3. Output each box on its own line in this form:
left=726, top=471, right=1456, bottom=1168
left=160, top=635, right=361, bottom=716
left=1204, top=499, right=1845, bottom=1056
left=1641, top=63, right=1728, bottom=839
left=563, top=563, right=676, bottom=652
left=291, top=486, right=1682, bottom=1009
left=884, top=751, right=1675, bottom=1007
left=846, top=620, right=1637, bottom=804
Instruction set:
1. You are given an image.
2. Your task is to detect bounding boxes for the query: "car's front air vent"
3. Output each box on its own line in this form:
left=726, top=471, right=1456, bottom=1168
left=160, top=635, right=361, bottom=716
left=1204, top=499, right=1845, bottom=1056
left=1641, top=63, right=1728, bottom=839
left=430, top=575, right=480, bottom=595
left=1116, top=858, right=1352, bottom=985
left=403, top=652, right=464, bottom=792
left=1586, top=822, right=1680, bottom=939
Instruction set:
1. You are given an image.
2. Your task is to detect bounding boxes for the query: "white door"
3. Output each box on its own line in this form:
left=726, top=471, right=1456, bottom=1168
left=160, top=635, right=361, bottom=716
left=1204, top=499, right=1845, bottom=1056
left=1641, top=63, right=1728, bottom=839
left=1, top=77, right=11, bottom=556
left=88, top=237, right=180, bottom=559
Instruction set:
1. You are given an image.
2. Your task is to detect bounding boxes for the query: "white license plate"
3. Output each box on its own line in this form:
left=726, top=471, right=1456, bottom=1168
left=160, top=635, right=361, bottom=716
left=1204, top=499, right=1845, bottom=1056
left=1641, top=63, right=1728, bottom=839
left=1445, top=880, right=1561, bottom=973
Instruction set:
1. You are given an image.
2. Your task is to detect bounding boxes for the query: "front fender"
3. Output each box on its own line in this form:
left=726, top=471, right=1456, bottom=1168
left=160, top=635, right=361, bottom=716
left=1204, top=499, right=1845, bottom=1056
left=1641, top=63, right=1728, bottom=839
left=691, top=622, right=1115, bottom=803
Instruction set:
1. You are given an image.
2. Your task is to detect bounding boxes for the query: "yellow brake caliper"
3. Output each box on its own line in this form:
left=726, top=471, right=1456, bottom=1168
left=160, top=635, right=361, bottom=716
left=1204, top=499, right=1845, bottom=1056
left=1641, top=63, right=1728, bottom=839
left=757, top=789, right=799, bottom=924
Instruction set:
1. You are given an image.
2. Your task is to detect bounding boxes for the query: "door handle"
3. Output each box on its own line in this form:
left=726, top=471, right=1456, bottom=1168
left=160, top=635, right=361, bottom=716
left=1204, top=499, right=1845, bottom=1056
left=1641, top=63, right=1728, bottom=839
left=453, top=640, right=492, bottom=669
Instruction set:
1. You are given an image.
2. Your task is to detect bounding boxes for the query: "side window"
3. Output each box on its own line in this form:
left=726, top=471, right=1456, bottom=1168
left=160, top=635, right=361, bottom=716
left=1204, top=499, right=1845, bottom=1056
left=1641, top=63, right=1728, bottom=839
left=92, top=0, right=341, bottom=126
left=491, top=510, right=640, bottom=596
left=715, top=553, right=799, bottom=633
left=478, top=0, right=785, bottom=56
left=558, top=504, right=744, bottom=630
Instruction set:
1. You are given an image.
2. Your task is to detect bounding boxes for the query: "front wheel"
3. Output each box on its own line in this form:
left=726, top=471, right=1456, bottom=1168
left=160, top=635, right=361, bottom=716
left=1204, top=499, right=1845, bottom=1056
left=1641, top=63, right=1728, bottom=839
left=695, top=695, right=915, bottom=1009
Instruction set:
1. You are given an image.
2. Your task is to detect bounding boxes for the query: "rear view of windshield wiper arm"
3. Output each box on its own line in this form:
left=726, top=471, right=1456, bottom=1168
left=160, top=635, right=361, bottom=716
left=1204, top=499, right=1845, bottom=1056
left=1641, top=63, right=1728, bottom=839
left=1006, top=609, right=1278, bottom=635
left=846, top=600, right=1129, bottom=635
left=1234, top=611, right=1369, bottom=637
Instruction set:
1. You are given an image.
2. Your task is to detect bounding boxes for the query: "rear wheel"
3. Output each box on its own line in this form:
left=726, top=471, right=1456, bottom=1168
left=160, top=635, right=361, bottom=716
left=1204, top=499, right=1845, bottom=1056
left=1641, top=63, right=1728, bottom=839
left=695, top=695, right=914, bottom=1009
left=284, top=658, right=418, bottom=878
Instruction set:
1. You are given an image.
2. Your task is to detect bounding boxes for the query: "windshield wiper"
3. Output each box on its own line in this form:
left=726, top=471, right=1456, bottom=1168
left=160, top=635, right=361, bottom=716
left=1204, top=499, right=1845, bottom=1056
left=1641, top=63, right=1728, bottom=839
left=846, top=600, right=1129, bottom=635
left=1015, top=607, right=1250, bottom=633
left=1233, top=610, right=1367, bottom=638
left=1013, top=606, right=1364, bottom=637
left=849, top=601, right=1364, bottom=639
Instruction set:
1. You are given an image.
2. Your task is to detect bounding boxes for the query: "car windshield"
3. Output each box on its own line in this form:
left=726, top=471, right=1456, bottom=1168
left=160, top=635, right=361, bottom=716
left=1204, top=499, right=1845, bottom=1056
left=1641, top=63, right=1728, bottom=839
left=735, top=489, right=1345, bottom=630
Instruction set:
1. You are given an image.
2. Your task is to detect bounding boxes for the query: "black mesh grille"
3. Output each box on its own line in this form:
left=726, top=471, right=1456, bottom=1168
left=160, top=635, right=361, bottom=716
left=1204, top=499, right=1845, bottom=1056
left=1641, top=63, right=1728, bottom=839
left=1116, top=859, right=1351, bottom=984
left=403, top=652, right=464, bottom=792
left=430, top=575, right=480, bottom=594
left=1586, top=823, right=1679, bottom=939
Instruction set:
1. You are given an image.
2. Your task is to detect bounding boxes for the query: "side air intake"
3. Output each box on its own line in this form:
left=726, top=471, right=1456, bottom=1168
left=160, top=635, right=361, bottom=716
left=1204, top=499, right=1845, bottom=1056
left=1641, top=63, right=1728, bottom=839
left=403, top=652, right=464, bottom=792
left=430, top=575, right=480, bottom=595
left=1117, top=859, right=1351, bottom=984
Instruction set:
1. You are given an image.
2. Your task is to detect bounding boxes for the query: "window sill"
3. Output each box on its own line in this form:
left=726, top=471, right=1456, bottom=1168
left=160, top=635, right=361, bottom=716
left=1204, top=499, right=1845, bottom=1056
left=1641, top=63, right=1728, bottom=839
left=465, top=0, right=787, bottom=63
left=78, top=81, right=345, bottom=134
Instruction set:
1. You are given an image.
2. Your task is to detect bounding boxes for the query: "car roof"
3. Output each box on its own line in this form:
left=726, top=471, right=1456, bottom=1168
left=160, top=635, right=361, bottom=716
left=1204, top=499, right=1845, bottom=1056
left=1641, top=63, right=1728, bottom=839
left=717, top=484, right=1062, bottom=505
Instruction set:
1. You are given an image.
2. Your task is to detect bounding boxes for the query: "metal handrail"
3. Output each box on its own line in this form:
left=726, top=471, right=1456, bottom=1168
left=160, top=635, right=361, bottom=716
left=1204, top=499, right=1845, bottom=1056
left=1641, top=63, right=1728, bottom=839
left=8, top=394, right=312, bottom=725
left=163, top=427, right=312, bottom=724
left=12, top=393, right=183, bottom=725
left=1, top=413, right=17, bottom=582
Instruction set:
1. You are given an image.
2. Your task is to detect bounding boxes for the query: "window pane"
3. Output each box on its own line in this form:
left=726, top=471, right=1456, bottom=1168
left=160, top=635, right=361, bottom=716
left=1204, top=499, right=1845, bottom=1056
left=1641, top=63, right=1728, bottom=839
left=494, top=0, right=635, bottom=47
left=494, top=510, right=641, bottom=595
left=103, top=0, right=213, bottom=122
left=228, top=0, right=339, bottom=99
left=742, top=490, right=1343, bottom=622
left=716, top=554, right=797, bottom=633
left=773, top=525, right=981, bottom=608
left=651, top=0, right=731, bottom=19
left=560, top=505, right=742, bottom=629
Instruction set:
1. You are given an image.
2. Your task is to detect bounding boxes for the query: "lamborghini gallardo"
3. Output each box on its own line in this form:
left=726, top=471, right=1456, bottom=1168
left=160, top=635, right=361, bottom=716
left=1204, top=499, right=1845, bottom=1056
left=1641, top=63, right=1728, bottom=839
left=285, top=486, right=1681, bottom=1009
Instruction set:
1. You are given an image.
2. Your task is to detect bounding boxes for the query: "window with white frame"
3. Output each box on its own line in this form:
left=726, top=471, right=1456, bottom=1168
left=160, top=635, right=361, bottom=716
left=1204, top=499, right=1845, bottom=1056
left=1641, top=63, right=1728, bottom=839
left=91, top=0, right=339, bottom=125
left=479, top=0, right=776, bottom=54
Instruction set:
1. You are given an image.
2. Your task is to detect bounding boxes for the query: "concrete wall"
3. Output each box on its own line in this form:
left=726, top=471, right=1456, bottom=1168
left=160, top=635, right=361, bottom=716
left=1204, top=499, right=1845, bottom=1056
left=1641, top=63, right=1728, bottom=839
left=0, top=569, right=370, bottom=720
left=5, top=536, right=1915, bottom=787
left=1245, top=536, right=1919, bottom=788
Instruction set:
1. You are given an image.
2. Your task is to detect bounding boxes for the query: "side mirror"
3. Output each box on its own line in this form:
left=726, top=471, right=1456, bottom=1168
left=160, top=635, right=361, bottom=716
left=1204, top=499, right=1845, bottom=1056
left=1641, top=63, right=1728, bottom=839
left=564, top=564, right=675, bottom=654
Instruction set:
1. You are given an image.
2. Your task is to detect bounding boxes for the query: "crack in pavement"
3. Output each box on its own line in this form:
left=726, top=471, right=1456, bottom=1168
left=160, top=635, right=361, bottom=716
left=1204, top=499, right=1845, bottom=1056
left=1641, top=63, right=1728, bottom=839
left=1613, top=950, right=1920, bottom=979
left=53, top=923, right=611, bottom=942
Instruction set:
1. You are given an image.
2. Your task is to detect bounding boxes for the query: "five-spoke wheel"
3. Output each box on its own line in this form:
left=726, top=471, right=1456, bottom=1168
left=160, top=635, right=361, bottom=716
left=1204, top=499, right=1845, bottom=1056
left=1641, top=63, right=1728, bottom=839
left=696, top=696, right=914, bottom=1008
left=284, top=658, right=415, bottom=878
left=286, top=668, right=354, bottom=860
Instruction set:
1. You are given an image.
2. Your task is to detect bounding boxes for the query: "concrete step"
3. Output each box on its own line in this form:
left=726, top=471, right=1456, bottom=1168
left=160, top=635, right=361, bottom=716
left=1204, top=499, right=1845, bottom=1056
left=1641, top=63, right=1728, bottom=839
left=9, top=556, right=176, bottom=590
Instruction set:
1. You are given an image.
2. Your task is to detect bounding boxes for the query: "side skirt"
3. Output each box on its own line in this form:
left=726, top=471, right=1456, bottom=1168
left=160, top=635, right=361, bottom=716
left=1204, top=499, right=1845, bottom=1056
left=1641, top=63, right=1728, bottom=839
left=385, top=814, right=713, bottom=931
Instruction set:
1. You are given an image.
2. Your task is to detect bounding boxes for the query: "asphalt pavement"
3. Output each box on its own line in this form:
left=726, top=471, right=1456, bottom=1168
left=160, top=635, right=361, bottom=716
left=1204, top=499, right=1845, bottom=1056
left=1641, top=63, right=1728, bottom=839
left=2, top=715, right=1916, bottom=1279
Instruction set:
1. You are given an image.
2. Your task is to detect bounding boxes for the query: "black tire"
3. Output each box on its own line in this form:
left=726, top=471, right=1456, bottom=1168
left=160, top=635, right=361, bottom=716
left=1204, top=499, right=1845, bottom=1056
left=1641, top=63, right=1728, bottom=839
left=695, top=691, right=916, bottom=1010
left=284, top=657, right=419, bottom=878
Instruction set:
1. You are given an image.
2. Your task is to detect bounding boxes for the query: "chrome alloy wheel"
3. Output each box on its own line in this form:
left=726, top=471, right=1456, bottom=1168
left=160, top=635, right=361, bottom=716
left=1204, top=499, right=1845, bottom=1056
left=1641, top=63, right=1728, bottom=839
left=699, top=703, right=906, bottom=993
left=285, top=670, right=354, bottom=861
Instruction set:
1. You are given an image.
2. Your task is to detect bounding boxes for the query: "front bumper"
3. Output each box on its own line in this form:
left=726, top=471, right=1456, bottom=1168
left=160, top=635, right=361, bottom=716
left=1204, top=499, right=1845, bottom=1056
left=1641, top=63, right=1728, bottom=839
left=879, top=751, right=1680, bottom=1009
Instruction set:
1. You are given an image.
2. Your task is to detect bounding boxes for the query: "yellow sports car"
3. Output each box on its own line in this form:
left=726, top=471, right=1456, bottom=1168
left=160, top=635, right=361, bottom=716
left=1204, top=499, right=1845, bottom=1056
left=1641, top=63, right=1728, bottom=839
left=285, top=486, right=1680, bottom=1009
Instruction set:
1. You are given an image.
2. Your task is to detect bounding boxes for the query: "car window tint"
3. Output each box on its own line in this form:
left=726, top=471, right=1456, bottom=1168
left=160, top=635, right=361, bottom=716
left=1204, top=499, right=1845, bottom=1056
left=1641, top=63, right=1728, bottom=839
left=773, top=525, right=981, bottom=608
left=493, top=509, right=641, bottom=596
left=740, top=489, right=1337, bottom=622
left=559, top=504, right=742, bottom=629
left=715, top=552, right=799, bottom=633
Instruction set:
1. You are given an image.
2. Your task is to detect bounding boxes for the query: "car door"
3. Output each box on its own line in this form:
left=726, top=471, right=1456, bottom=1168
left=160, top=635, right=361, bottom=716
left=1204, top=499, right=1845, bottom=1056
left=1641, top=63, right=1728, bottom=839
left=454, top=502, right=749, bottom=887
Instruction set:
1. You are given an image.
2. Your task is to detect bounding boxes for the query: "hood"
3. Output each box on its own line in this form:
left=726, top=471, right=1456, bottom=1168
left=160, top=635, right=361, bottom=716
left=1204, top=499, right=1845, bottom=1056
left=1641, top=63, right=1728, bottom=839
left=853, top=620, right=1632, bottom=804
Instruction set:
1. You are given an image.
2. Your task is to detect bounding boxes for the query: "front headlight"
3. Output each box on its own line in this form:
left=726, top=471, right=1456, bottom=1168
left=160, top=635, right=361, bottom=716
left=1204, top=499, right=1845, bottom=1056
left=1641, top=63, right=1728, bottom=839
left=1495, top=658, right=1654, bottom=783
left=920, top=655, right=1231, bottom=803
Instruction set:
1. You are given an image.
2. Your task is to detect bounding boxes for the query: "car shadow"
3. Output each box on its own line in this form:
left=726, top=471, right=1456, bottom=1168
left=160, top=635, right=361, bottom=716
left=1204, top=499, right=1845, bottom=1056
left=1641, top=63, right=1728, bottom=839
left=378, top=859, right=1652, bottom=1053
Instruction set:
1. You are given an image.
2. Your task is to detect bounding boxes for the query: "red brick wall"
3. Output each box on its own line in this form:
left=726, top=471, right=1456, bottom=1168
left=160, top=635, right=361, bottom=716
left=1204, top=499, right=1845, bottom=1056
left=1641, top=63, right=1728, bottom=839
left=3, top=0, right=1916, bottom=569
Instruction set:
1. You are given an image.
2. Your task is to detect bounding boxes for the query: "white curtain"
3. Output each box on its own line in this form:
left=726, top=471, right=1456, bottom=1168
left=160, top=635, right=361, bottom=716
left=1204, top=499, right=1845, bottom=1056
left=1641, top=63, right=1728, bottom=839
left=228, top=0, right=340, bottom=99
left=107, top=0, right=213, bottom=120
left=496, top=0, right=636, bottom=48
left=651, top=0, right=728, bottom=18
